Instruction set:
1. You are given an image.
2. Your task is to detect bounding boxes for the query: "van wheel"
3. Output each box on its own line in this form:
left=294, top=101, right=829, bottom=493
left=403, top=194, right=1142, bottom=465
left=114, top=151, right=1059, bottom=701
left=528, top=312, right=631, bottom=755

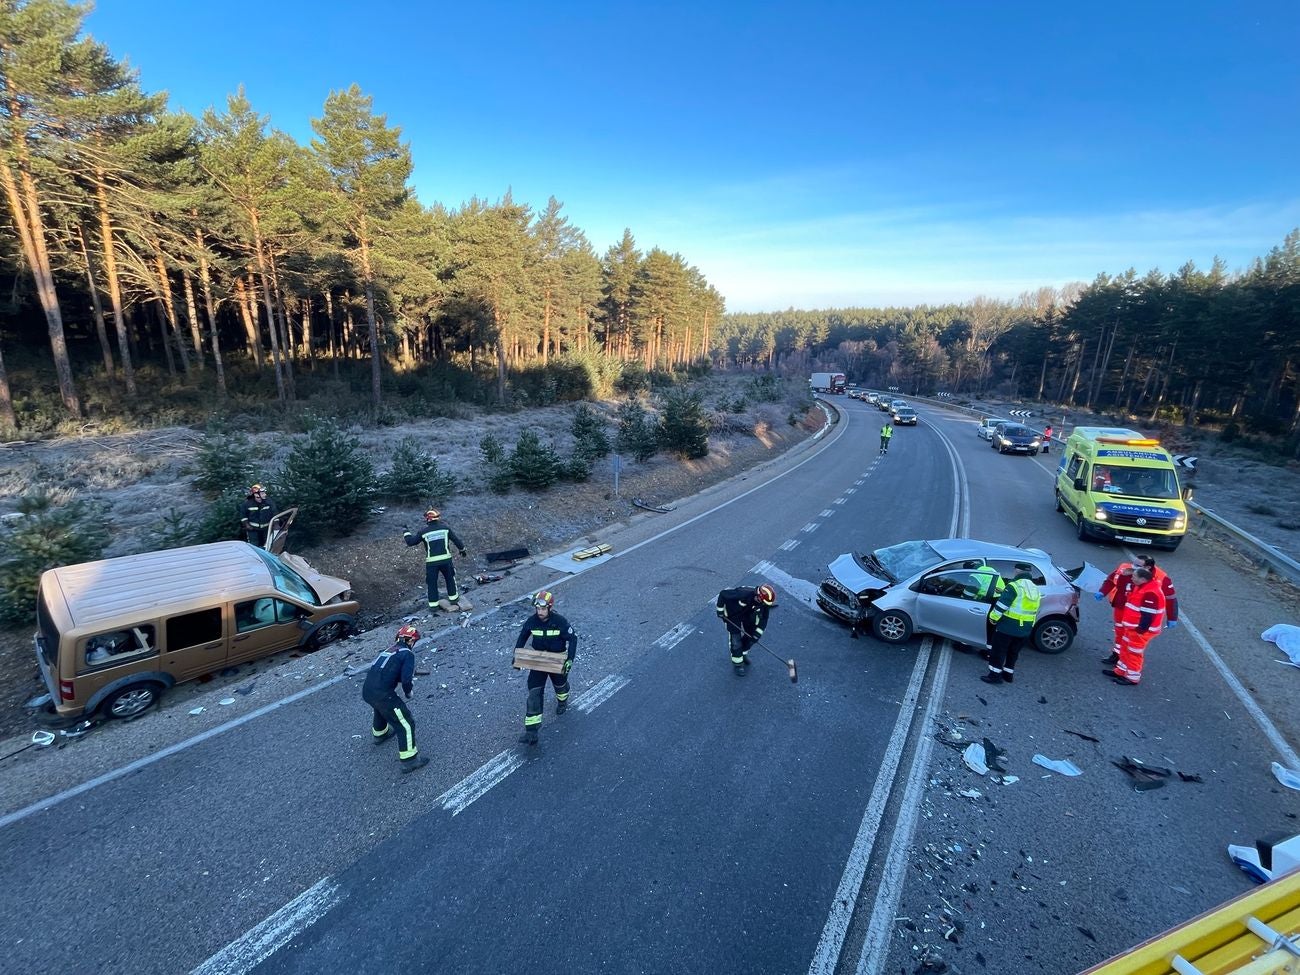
left=307, top=620, right=349, bottom=651
left=1076, top=516, right=1089, bottom=541
left=103, top=683, right=162, bottom=721
left=1033, top=618, right=1075, bottom=654
left=873, top=609, right=914, bottom=644
left=1054, top=490, right=1064, bottom=512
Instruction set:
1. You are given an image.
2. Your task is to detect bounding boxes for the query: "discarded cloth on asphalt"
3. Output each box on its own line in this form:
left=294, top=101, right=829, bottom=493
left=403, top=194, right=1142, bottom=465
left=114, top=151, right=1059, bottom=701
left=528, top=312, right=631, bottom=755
left=962, top=742, right=989, bottom=776
left=1032, top=754, right=1082, bottom=776
left=1273, top=762, right=1300, bottom=792
left=1262, top=624, right=1300, bottom=667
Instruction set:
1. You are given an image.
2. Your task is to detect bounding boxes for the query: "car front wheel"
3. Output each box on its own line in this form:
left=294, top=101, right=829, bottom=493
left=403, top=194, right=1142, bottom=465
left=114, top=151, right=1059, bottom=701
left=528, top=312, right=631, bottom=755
left=1033, top=618, right=1075, bottom=654
left=873, top=609, right=914, bottom=644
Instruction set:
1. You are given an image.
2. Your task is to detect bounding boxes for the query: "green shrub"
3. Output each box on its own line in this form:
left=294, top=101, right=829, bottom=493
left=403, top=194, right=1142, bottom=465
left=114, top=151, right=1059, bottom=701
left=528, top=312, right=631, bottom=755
left=616, top=361, right=650, bottom=395
left=488, top=462, right=515, bottom=494
left=380, top=436, right=456, bottom=503
left=510, top=429, right=560, bottom=491
left=480, top=433, right=506, bottom=465
left=657, top=389, right=710, bottom=459
left=190, top=425, right=257, bottom=498
left=559, top=451, right=594, bottom=482
left=0, top=491, right=109, bottom=623
left=276, top=420, right=376, bottom=542
left=192, top=487, right=247, bottom=544
left=571, top=403, right=611, bottom=459
left=747, top=373, right=783, bottom=403
left=616, top=399, right=658, bottom=462
left=150, top=508, right=196, bottom=549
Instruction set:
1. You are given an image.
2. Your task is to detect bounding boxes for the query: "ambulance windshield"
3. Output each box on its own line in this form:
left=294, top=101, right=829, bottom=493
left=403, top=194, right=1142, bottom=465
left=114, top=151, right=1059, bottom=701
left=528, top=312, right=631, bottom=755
left=1092, top=465, right=1179, bottom=500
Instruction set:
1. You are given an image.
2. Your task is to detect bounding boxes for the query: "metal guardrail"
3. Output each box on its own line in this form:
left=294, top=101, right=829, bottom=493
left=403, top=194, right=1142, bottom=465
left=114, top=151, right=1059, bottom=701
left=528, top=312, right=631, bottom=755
left=890, top=392, right=1300, bottom=584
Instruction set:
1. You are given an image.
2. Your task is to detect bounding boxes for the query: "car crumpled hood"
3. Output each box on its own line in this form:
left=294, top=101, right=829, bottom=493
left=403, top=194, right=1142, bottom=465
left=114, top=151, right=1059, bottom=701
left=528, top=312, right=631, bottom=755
left=829, top=553, right=891, bottom=593
left=280, top=553, right=352, bottom=603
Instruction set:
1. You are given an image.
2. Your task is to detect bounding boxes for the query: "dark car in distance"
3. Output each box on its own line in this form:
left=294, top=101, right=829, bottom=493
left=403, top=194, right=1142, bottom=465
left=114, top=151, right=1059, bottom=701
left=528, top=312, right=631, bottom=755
left=991, top=422, right=1042, bottom=455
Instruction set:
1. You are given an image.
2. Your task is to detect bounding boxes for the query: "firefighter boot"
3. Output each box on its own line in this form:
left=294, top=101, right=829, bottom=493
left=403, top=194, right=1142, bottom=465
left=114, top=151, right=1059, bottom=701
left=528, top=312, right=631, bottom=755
left=401, top=754, right=430, bottom=774
left=518, top=725, right=539, bottom=745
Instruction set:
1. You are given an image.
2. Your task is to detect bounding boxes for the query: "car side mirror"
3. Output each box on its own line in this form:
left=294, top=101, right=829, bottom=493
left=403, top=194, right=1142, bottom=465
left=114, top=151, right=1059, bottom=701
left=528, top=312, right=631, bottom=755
left=1073, top=477, right=1086, bottom=492
left=296, top=615, right=312, bottom=629
left=1182, top=485, right=1194, bottom=502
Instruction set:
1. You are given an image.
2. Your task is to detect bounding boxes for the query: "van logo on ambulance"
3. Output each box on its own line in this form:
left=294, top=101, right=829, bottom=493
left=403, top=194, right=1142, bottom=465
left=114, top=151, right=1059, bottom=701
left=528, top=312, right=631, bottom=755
left=1136, top=518, right=1147, bottom=526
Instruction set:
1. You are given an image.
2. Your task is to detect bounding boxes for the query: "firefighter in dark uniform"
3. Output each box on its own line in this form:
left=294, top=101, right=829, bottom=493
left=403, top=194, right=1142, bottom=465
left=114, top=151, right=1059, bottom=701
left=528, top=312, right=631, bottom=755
left=515, top=590, right=576, bottom=745
left=239, top=484, right=275, bottom=547
left=363, top=624, right=428, bottom=773
left=403, top=508, right=467, bottom=610
left=715, top=583, right=777, bottom=675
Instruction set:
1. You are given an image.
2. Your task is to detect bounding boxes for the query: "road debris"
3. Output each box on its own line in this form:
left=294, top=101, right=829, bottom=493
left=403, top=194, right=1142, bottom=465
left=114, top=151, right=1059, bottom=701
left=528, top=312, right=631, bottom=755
left=219, top=698, right=236, bottom=706
left=1112, top=755, right=1172, bottom=791
left=1262, top=624, right=1300, bottom=666
left=1272, top=762, right=1300, bottom=791
left=1032, top=754, right=1083, bottom=776
left=1064, top=729, right=1100, bottom=743
left=189, top=707, right=205, bottom=716
left=962, top=743, right=989, bottom=776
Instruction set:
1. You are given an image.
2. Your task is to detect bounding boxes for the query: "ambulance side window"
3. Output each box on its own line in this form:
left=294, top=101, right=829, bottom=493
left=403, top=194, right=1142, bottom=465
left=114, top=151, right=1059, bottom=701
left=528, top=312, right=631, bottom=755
left=1066, top=454, right=1084, bottom=480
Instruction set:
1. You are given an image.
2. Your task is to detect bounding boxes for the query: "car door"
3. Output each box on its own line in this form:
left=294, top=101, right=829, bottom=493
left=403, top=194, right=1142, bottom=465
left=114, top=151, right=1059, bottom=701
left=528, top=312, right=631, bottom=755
left=912, top=568, right=995, bottom=646
left=161, top=607, right=227, bottom=682
left=230, top=596, right=306, bottom=664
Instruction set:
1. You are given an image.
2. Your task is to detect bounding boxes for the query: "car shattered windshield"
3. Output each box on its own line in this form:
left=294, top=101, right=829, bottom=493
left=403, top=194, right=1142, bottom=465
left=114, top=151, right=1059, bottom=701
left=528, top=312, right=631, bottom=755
left=871, top=540, right=944, bottom=582
left=254, top=549, right=319, bottom=604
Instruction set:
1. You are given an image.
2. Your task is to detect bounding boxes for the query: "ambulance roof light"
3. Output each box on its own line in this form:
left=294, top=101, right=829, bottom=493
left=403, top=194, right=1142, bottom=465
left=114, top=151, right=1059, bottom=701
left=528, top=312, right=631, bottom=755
left=1095, top=436, right=1161, bottom=446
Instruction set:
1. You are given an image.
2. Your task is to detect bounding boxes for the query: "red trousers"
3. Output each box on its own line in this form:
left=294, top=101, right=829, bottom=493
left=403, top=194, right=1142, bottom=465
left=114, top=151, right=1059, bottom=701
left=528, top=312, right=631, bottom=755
left=1115, top=629, right=1156, bottom=684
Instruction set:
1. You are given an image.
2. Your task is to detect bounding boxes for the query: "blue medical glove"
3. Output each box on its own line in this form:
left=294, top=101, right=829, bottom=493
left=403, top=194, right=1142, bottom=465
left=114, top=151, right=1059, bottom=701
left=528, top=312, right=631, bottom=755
left=1166, top=620, right=1178, bottom=629
left=1093, top=591, right=1106, bottom=602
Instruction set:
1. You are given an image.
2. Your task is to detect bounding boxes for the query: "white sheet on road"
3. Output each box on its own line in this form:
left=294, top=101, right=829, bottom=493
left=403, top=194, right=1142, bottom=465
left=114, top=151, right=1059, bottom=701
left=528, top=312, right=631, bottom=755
left=1262, top=623, right=1300, bottom=666
left=540, top=545, right=615, bottom=574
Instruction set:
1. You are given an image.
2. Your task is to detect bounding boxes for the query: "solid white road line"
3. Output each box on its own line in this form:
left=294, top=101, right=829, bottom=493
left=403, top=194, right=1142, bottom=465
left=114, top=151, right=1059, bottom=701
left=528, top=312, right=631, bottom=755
left=573, top=674, right=630, bottom=714
left=854, top=647, right=952, bottom=975
left=806, top=640, right=934, bottom=975
left=437, top=749, right=528, bottom=817
left=190, top=877, right=341, bottom=975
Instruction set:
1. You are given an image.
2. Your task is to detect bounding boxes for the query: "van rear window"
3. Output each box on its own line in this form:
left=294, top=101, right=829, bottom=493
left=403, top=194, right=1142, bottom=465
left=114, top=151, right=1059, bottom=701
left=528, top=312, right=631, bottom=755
left=36, top=592, right=59, bottom=667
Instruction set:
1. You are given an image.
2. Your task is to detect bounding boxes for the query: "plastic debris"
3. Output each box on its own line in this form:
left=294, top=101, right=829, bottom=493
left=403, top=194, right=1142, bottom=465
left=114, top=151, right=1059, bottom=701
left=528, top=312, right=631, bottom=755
left=962, top=743, right=989, bottom=776
left=957, top=788, right=982, bottom=799
left=1032, top=754, right=1083, bottom=776
left=189, top=707, right=205, bottom=716
left=1272, top=762, right=1300, bottom=791
left=1229, top=833, right=1300, bottom=884
left=219, top=698, right=236, bottom=706
left=235, top=681, right=257, bottom=696
left=982, top=737, right=1007, bottom=773
left=1112, top=755, right=1172, bottom=791
left=1262, top=624, right=1300, bottom=666
left=1064, top=729, right=1100, bottom=743
left=32, top=730, right=55, bottom=747
left=1001, top=775, right=1020, bottom=785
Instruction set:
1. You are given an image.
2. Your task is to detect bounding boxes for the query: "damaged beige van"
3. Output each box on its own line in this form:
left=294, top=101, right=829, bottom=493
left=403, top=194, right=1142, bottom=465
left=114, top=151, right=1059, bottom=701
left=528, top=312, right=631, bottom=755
left=34, top=538, right=359, bottom=721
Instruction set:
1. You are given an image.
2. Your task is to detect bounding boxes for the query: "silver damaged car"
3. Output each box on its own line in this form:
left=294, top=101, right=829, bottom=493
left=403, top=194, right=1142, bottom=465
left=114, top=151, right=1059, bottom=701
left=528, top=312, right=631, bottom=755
left=816, top=538, right=1082, bottom=653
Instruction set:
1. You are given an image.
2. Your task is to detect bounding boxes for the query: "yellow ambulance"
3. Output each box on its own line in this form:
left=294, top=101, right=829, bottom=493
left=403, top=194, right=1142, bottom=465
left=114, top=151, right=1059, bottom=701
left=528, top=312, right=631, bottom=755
left=1054, top=427, right=1191, bottom=550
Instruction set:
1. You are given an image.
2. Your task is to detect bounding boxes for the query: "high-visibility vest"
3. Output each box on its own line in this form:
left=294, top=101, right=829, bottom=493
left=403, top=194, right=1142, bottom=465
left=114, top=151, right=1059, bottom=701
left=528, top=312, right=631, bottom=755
left=1003, top=579, right=1041, bottom=623
left=420, top=527, right=453, bottom=562
left=882, top=425, right=893, bottom=439
left=968, top=566, right=1005, bottom=599
left=1121, top=579, right=1166, bottom=632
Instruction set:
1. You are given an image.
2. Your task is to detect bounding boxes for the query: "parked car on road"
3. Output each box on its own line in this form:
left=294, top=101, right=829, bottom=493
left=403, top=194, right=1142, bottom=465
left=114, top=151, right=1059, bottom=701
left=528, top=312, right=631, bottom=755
left=816, top=538, right=1082, bottom=653
left=976, top=417, right=1007, bottom=440
left=991, top=422, right=1042, bottom=454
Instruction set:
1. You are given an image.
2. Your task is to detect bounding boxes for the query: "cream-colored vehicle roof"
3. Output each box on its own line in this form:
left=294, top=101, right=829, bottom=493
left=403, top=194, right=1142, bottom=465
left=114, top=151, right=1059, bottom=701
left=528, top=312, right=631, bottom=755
left=47, top=541, right=274, bottom=631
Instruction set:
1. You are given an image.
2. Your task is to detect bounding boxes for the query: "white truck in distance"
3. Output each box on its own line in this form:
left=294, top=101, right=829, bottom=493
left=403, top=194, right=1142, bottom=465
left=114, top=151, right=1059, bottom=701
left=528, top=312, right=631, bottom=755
left=811, top=372, right=846, bottom=394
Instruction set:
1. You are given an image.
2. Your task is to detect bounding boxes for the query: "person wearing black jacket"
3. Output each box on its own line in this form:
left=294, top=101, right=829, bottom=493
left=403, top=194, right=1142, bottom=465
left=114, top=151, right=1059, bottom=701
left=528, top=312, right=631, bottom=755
left=515, top=590, right=577, bottom=745
left=403, top=508, right=468, bottom=610
left=363, top=625, right=429, bottom=773
left=239, top=484, right=275, bottom=547
left=715, top=584, right=777, bottom=675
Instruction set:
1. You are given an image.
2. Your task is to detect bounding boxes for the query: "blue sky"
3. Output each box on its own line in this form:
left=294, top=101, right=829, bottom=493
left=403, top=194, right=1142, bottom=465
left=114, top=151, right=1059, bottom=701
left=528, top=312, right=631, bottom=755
left=86, top=1, right=1300, bottom=312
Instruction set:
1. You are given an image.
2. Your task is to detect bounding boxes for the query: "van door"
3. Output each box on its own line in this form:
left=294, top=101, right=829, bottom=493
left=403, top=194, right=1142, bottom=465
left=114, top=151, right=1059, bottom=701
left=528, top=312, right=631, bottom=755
left=230, top=597, right=306, bottom=664
left=162, top=607, right=227, bottom=682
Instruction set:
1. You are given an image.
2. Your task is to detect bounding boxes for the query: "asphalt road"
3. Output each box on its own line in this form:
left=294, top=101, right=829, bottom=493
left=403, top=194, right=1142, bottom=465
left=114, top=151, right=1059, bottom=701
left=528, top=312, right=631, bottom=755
left=2, top=397, right=1295, bottom=975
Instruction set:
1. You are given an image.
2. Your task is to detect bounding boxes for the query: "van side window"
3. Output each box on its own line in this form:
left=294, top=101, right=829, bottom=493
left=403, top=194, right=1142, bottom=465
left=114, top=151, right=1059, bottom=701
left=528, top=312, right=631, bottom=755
left=83, top=625, right=157, bottom=667
left=235, top=598, right=299, bottom=632
left=167, top=608, right=223, bottom=651
left=1066, top=454, right=1084, bottom=479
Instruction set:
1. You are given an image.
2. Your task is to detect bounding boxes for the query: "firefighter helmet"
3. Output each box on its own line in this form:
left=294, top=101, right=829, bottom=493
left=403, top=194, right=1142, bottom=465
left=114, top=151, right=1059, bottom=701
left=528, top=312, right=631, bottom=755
left=424, top=508, right=440, bottom=521
left=396, top=624, right=420, bottom=645
left=755, top=584, right=777, bottom=606
left=249, top=483, right=266, bottom=496
left=533, top=590, right=555, bottom=609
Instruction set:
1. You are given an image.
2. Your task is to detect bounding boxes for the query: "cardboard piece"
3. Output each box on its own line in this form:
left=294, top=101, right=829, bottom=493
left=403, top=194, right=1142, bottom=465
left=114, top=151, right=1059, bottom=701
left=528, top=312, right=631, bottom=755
left=512, top=648, right=567, bottom=673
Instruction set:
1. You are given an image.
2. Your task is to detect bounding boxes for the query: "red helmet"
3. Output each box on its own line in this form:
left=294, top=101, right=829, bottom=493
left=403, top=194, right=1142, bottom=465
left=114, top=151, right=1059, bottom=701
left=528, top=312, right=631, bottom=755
left=533, top=590, right=555, bottom=609
left=755, top=584, right=777, bottom=606
left=425, top=509, right=440, bottom=521
left=396, top=624, right=420, bottom=645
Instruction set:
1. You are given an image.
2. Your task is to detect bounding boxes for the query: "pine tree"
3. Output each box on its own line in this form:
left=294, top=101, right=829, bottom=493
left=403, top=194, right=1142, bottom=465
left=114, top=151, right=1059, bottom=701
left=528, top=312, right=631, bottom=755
left=0, top=491, right=108, bottom=623
left=616, top=399, right=658, bottom=462
left=571, top=403, right=610, bottom=458
left=380, top=436, right=455, bottom=502
left=276, top=420, right=376, bottom=540
left=509, top=429, right=559, bottom=490
left=657, top=389, right=710, bottom=458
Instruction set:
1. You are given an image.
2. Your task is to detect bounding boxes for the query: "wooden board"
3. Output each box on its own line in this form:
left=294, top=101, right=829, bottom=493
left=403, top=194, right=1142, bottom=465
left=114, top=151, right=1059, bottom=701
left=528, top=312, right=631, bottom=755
left=512, top=647, right=567, bottom=673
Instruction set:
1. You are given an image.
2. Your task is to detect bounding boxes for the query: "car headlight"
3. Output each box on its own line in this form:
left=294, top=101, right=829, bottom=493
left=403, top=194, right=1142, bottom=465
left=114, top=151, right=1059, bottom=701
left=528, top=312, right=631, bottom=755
left=1094, top=510, right=1108, bottom=521
left=1031, top=440, right=1041, bottom=446
left=1173, top=517, right=1185, bottom=529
